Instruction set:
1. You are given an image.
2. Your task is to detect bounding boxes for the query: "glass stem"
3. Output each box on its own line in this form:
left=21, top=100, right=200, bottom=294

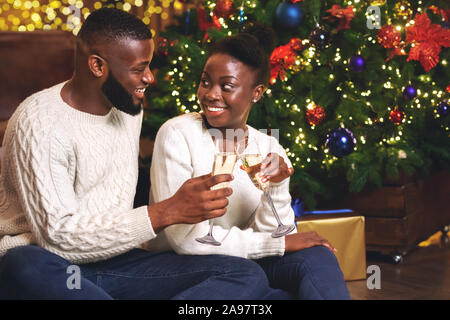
left=208, top=219, right=214, bottom=236
left=264, top=191, right=283, bottom=226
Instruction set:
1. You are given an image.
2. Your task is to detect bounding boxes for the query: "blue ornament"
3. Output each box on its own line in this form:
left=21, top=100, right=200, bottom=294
left=326, top=128, right=357, bottom=158
left=437, top=101, right=449, bottom=117
left=275, top=2, right=304, bottom=30
left=349, top=55, right=366, bottom=72
left=403, top=84, right=417, bottom=100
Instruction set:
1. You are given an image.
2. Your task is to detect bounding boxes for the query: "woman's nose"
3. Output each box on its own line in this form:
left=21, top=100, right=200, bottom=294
left=205, top=85, right=221, bottom=101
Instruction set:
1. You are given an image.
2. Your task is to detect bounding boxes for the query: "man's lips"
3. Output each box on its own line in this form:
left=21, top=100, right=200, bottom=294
left=134, top=87, right=146, bottom=99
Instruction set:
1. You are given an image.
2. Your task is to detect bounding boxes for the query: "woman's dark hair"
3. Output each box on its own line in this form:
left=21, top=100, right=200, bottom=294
left=207, top=22, right=275, bottom=87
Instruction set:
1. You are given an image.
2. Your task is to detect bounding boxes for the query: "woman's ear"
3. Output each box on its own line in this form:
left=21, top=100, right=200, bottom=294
left=252, top=84, right=265, bottom=103
left=88, top=54, right=107, bottom=78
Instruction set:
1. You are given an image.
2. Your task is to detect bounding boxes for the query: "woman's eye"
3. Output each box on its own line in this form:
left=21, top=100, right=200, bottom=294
left=200, top=79, right=209, bottom=86
left=222, top=83, right=234, bottom=90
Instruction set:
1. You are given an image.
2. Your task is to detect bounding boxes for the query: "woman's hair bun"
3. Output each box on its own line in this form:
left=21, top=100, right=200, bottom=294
left=240, top=22, right=275, bottom=56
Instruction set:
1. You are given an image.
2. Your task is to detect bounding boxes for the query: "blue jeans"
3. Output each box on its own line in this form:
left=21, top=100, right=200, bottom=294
left=0, top=245, right=290, bottom=300
left=255, top=246, right=351, bottom=300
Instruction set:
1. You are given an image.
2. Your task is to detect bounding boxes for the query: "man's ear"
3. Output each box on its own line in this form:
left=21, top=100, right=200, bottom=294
left=252, top=84, right=265, bottom=103
left=88, top=54, right=107, bottom=78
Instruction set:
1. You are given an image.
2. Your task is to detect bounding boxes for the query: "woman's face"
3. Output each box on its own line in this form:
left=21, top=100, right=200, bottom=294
left=197, top=53, right=264, bottom=132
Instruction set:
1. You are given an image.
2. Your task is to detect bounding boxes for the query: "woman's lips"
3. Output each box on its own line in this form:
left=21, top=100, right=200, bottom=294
left=205, top=105, right=228, bottom=116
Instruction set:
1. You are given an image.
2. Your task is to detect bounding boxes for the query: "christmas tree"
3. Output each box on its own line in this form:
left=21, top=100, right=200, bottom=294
left=144, top=0, right=450, bottom=209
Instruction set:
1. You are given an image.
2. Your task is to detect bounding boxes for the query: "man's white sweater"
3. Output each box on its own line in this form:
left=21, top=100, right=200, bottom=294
left=0, top=82, right=155, bottom=263
left=148, top=113, right=296, bottom=259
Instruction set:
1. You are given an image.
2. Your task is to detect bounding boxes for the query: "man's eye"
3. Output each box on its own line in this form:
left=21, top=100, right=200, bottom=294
left=200, top=79, right=209, bottom=86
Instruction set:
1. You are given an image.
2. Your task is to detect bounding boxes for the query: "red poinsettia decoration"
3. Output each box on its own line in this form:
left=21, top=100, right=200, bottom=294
left=269, top=38, right=302, bottom=84
left=322, top=4, right=355, bottom=31
left=197, top=6, right=221, bottom=43
left=428, top=6, right=450, bottom=22
left=405, top=13, right=450, bottom=72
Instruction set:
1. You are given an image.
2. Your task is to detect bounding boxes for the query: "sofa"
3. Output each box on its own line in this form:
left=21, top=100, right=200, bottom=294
left=0, top=31, right=75, bottom=157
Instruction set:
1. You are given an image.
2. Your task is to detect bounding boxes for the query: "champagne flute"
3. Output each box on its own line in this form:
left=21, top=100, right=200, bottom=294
left=196, top=139, right=237, bottom=246
left=237, top=138, right=296, bottom=238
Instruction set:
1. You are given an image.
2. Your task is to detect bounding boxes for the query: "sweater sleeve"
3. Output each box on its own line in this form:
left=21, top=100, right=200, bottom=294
left=150, top=121, right=286, bottom=259
left=9, top=113, right=156, bottom=264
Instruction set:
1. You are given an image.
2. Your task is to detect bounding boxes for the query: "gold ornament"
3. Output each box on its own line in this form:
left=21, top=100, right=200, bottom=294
left=394, top=0, right=413, bottom=20
left=370, top=0, right=386, bottom=6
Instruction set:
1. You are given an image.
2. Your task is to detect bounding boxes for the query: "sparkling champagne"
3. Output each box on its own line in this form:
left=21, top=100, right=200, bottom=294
left=241, top=154, right=269, bottom=190
left=211, top=153, right=237, bottom=190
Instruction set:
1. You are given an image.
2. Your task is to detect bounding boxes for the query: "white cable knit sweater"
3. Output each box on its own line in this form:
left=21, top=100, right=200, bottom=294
left=0, top=82, right=156, bottom=263
left=147, top=113, right=296, bottom=259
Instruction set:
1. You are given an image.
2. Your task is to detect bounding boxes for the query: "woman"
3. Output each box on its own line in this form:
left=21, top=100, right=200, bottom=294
left=148, top=23, right=350, bottom=300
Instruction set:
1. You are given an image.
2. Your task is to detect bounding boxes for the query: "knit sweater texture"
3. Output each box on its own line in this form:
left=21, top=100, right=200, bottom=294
left=0, top=82, right=155, bottom=263
left=147, top=113, right=296, bottom=259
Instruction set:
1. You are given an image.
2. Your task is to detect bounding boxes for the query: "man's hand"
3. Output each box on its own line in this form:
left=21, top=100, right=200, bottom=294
left=148, top=173, right=233, bottom=233
left=285, top=231, right=337, bottom=253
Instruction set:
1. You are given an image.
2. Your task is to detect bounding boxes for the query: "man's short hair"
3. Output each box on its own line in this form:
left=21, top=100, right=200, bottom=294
left=77, top=8, right=152, bottom=47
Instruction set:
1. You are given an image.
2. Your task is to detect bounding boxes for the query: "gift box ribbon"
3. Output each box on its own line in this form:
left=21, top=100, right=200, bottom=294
left=291, top=198, right=353, bottom=218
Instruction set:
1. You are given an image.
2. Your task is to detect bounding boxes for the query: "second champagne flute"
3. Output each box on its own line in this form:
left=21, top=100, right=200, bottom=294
left=237, top=138, right=296, bottom=238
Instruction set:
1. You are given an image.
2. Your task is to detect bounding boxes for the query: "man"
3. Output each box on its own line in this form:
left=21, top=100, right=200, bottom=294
left=0, top=8, right=288, bottom=299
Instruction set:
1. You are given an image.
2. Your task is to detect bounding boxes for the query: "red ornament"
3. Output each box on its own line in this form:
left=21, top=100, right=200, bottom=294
left=405, top=13, right=450, bottom=72
left=389, top=107, right=405, bottom=125
left=213, top=0, right=235, bottom=19
left=377, top=24, right=402, bottom=48
left=306, top=104, right=326, bottom=126
left=446, top=85, right=450, bottom=93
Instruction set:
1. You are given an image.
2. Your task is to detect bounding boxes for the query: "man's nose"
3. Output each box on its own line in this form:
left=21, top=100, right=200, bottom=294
left=142, top=66, right=154, bottom=85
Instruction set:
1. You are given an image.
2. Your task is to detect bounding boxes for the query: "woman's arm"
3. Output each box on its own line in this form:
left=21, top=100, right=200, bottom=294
left=149, top=121, right=285, bottom=259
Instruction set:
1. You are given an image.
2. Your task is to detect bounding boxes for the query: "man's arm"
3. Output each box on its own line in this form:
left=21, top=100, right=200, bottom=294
left=148, top=173, right=233, bottom=234
left=7, top=117, right=155, bottom=264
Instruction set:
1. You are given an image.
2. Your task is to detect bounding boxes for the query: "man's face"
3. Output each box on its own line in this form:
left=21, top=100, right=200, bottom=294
left=101, top=38, right=154, bottom=115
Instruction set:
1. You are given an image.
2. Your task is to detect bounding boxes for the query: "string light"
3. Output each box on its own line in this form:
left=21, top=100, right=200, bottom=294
left=0, top=0, right=174, bottom=34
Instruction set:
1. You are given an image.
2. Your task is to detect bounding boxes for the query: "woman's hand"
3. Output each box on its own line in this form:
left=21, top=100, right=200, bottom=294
left=285, top=231, right=337, bottom=253
left=260, top=153, right=294, bottom=183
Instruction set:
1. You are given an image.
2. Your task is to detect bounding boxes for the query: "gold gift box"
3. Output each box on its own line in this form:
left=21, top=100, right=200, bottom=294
left=296, top=213, right=366, bottom=281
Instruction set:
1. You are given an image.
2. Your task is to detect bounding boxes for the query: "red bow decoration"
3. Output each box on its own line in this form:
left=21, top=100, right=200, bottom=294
left=405, top=13, right=450, bottom=72
left=197, top=7, right=221, bottom=44
left=322, top=4, right=355, bottom=31
left=269, top=38, right=303, bottom=84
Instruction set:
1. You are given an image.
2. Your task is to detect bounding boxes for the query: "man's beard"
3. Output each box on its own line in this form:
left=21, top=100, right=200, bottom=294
left=101, top=72, right=142, bottom=116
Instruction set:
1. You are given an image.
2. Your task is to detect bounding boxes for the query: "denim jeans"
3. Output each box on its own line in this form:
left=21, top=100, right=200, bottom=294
left=255, top=246, right=351, bottom=300
left=0, top=245, right=290, bottom=300
left=0, top=245, right=349, bottom=300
